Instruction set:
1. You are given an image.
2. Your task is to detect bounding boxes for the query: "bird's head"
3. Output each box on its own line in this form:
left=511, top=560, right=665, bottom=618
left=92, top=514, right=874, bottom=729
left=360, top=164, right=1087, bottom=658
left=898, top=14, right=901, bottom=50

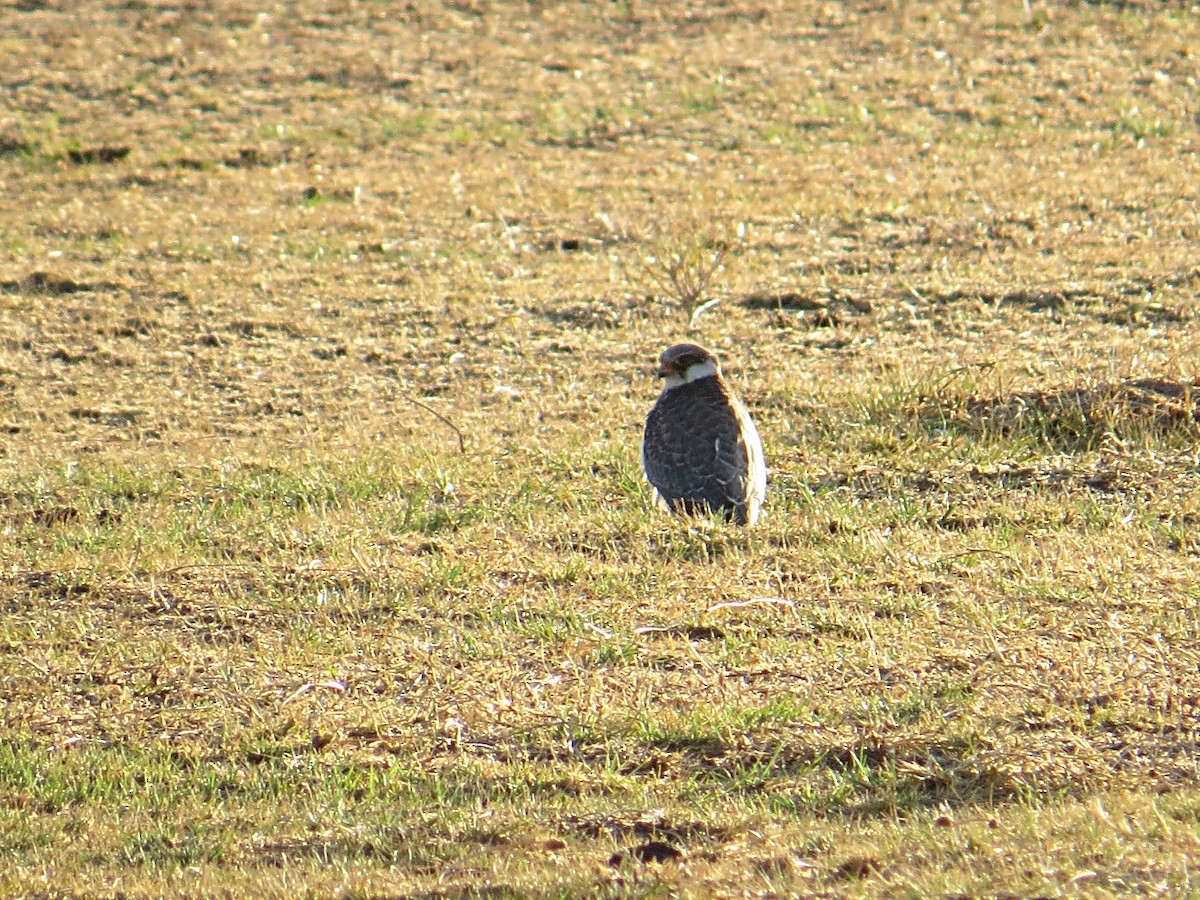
left=656, top=343, right=720, bottom=388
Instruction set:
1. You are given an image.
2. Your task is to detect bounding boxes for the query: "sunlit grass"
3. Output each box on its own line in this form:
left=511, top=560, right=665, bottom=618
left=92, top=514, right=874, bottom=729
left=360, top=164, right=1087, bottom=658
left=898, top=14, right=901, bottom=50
left=0, top=1, right=1199, bottom=896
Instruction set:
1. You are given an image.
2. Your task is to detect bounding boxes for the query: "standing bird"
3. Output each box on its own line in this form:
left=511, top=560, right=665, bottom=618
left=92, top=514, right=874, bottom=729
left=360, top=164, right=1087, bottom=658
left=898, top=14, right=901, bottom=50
left=642, top=343, right=767, bottom=525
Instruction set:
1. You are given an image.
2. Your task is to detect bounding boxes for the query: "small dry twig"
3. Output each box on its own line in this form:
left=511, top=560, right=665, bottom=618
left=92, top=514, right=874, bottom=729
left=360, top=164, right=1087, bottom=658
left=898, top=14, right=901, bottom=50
left=404, top=394, right=467, bottom=454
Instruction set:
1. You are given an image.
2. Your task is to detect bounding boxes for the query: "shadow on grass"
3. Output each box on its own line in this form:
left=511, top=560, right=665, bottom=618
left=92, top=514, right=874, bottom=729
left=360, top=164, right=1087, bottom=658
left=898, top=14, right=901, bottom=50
left=918, top=269, right=1199, bottom=325
left=627, top=734, right=1023, bottom=816
left=855, top=374, right=1200, bottom=457
left=967, top=378, right=1199, bottom=443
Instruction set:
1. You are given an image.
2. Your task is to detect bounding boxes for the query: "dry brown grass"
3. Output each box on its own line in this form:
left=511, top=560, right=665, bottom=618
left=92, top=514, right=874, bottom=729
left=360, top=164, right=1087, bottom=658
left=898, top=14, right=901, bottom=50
left=2, top=1, right=1200, bottom=897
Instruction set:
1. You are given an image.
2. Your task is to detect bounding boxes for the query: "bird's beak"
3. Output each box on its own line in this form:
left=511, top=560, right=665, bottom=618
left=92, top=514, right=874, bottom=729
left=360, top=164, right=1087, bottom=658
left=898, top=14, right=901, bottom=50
left=655, top=364, right=671, bottom=379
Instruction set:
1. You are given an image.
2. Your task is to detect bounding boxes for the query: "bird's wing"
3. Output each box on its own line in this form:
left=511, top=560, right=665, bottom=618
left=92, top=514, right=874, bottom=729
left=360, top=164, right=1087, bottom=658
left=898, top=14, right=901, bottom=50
left=643, top=379, right=753, bottom=516
left=732, top=395, right=767, bottom=520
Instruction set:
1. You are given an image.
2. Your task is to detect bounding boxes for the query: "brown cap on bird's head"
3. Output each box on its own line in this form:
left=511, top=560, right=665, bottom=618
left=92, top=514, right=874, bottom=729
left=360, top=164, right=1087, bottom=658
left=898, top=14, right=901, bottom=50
left=656, top=343, right=719, bottom=379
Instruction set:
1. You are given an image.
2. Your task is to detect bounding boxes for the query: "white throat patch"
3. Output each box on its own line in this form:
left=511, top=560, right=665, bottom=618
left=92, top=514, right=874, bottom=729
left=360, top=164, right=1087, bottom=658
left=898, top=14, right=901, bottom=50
left=662, top=359, right=718, bottom=389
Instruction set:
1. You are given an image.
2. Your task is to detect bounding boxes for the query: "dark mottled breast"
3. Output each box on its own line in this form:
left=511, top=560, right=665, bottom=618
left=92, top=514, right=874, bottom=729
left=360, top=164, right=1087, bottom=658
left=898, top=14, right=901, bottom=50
left=642, top=375, right=754, bottom=524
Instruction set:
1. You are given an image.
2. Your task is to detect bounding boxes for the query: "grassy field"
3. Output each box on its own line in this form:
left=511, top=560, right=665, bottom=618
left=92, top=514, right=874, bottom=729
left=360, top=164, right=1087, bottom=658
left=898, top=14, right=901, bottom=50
left=2, top=1, right=1200, bottom=896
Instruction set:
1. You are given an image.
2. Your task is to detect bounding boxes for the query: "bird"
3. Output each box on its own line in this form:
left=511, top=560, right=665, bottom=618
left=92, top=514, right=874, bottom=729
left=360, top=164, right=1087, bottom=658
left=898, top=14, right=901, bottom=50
left=641, top=343, right=767, bottom=525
